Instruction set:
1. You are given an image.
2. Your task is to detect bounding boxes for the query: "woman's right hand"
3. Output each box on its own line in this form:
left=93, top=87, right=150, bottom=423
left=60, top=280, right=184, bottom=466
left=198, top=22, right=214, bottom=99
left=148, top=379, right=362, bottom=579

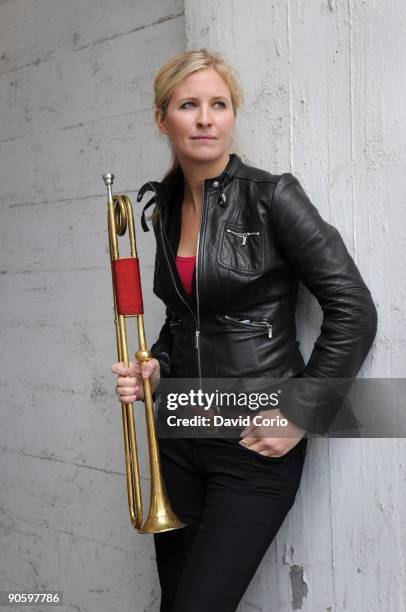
left=111, top=358, right=161, bottom=404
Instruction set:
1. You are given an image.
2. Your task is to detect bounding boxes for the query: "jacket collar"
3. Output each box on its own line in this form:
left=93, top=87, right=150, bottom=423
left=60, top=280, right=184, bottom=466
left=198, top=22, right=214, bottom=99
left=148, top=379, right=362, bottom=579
left=162, top=151, right=242, bottom=196
left=139, top=153, right=243, bottom=232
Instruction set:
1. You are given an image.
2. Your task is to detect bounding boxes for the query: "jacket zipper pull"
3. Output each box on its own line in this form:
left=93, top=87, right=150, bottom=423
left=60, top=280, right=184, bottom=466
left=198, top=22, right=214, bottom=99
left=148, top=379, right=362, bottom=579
left=242, top=231, right=261, bottom=246
left=195, top=329, right=200, bottom=349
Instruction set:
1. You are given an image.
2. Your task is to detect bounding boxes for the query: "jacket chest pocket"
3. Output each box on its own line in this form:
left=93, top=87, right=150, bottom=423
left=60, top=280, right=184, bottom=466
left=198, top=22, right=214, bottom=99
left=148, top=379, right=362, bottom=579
left=218, top=222, right=264, bottom=274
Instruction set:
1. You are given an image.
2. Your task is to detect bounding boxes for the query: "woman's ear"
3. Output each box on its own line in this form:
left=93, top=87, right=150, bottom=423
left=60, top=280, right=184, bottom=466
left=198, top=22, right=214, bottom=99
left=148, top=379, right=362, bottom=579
left=155, top=106, right=168, bottom=136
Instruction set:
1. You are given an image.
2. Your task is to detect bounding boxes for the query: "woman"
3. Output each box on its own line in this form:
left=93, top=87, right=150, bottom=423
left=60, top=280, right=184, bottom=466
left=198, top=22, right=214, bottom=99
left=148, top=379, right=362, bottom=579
left=112, top=49, right=377, bottom=612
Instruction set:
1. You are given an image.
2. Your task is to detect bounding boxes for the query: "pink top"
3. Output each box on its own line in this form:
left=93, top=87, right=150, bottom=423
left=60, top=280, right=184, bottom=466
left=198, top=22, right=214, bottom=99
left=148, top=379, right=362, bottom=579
left=176, top=255, right=196, bottom=296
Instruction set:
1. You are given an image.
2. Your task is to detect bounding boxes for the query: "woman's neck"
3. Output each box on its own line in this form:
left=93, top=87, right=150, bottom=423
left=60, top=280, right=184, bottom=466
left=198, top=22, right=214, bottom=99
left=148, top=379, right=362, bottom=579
left=179, top=152, right=230, bottom=210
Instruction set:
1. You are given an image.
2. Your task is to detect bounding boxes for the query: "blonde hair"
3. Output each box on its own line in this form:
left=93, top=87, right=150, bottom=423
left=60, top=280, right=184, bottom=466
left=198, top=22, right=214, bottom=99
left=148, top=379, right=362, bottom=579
left=148, top=48, right=244, bottom=225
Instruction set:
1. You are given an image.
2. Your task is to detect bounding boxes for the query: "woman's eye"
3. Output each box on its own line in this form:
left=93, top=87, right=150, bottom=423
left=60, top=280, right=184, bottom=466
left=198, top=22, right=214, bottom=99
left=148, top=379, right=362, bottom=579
left=180, top=101, right=227, bottom=109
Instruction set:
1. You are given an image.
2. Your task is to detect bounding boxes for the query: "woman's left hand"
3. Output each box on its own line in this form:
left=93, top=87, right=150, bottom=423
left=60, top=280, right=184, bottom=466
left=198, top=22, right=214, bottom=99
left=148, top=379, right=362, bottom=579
left=239, top=408, right=306, bottom=457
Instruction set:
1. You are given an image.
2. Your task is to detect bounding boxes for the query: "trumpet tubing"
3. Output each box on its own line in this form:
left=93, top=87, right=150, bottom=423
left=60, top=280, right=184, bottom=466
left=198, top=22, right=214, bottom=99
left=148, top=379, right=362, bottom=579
left=102, top=172, right=185, bottom=534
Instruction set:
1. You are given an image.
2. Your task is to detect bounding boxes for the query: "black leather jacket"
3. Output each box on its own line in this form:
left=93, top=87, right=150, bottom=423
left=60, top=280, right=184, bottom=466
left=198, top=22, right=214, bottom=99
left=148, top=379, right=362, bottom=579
left=137, top=153, right=378, bottom=434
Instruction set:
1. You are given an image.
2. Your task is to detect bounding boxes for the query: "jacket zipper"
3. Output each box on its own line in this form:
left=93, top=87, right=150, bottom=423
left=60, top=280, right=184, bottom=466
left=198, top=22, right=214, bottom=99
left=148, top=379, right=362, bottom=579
left=159, top=210, right=203, bottom=386
left=226, top=228, right=260, bottom=246
left=196, top=180, right=219, bottom=426
left=224, top=314, right=273, bottom=339
left=194, top=180, right=206, bottom=385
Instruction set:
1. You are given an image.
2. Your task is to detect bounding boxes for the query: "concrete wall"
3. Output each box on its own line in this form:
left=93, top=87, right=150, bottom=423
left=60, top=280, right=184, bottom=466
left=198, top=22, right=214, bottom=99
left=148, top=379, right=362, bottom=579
left=185, top=1, right=406, bottom=610
left=0, top=2, right=185, bottom=611
left=1, top=1, right=405, bottom=611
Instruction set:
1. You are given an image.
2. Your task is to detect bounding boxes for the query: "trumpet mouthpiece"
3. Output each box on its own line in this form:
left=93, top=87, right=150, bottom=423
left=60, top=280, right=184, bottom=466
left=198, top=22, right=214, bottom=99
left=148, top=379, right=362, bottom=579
left=102, top=172, right=114, bottom=186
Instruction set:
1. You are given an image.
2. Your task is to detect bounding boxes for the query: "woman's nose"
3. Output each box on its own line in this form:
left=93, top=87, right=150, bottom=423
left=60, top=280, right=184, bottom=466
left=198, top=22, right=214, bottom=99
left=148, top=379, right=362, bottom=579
left=196, top=106, right=213, bottom=126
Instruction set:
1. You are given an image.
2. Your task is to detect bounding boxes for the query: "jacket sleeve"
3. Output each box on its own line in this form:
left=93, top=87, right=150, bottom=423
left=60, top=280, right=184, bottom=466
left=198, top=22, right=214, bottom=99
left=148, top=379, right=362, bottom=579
left=150, top=306, right=173, bottom=379
left=271, top=173, right=378, bottom=434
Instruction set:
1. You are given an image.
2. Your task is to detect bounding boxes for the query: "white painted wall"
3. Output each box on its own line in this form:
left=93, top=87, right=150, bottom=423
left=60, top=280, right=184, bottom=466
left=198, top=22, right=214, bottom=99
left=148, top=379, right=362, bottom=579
left=1, top=1, right=405, bottom=611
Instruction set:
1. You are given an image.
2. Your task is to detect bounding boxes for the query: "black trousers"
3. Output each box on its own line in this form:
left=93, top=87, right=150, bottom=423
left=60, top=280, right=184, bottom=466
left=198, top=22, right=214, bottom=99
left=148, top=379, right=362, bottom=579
left=153, top=435, right=308, bottom=612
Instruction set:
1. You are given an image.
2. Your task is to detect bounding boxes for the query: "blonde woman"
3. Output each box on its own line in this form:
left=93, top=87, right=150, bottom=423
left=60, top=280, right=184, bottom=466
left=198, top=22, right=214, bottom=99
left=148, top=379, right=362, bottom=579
left=112, top=49, right=377, bottom=611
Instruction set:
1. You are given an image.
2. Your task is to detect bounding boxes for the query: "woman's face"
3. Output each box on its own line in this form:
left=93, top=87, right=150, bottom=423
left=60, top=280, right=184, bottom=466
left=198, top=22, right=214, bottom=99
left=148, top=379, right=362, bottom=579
left=156, top=67, right=236, bottom=164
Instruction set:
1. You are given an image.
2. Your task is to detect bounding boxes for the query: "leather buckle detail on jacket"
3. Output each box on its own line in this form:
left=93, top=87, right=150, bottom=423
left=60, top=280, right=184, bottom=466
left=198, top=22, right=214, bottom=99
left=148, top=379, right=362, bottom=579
left=217, top=192, right=227, bottom=207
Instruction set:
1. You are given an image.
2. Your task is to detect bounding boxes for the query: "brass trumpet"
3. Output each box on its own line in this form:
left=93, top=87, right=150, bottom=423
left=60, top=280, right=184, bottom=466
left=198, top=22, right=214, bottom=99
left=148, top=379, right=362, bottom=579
left=102, top=172, right=185, bottom=534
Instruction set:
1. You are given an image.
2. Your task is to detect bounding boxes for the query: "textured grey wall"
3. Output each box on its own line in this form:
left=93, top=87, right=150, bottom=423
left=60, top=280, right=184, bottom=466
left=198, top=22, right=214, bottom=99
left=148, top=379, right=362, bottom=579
left=1, top=1, right=405, bottom=611
left=0, top=1, right=184, bottom=611
left=185, top=1, right=406, bottom=611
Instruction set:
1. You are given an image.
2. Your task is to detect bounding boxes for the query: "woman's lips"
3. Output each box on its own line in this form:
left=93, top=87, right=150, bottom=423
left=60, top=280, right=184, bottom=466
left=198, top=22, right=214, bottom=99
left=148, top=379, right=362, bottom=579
left=191, top=136, right=217, bottom=140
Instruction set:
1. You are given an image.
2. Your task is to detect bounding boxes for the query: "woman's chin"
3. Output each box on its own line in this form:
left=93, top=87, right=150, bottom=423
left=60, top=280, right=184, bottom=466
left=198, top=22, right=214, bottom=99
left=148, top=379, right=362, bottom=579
left=181, top=148, right=227, bottom=163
